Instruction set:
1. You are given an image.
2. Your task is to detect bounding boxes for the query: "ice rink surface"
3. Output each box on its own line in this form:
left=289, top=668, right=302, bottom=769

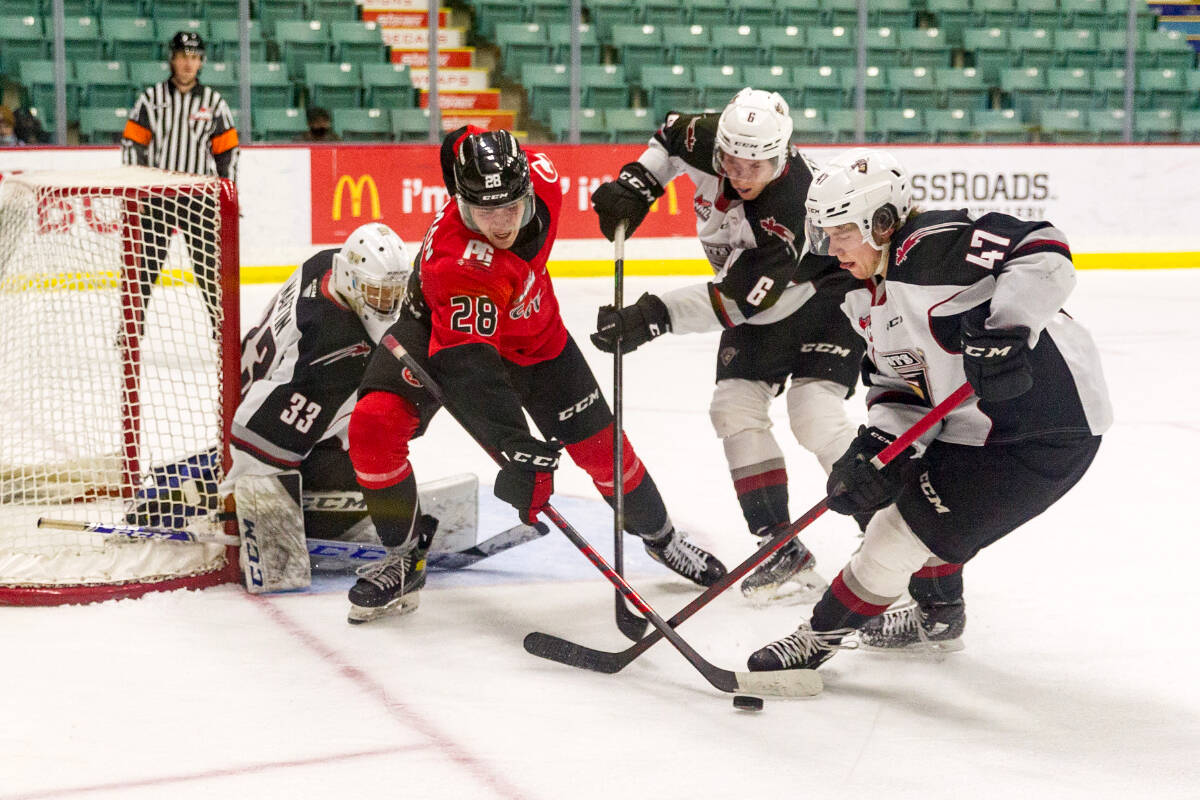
left=3, top=269, right=1198, bottom=800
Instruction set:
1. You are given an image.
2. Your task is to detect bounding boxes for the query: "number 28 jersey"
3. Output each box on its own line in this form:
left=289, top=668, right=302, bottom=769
left=412, top=149, right=568, bottom=367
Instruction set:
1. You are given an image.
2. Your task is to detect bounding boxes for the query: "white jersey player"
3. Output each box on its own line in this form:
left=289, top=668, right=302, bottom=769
left=747, top=149, right=1111, bottom=673
left=590, top=88, right=866, bottom=603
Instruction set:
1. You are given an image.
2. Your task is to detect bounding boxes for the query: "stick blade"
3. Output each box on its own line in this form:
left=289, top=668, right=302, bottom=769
left=523, top=632, right=629, bottom=674
left=734, top=669, right=824, bottom=698
left=615, top=597, right=648, bottom=641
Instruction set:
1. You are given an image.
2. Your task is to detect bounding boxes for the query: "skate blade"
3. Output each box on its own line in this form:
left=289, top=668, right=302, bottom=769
left=858, top=638, right=965, bottom=655
left=347, top=593, right=420, bottom=625
left=741, top=571, right=830, bottom=608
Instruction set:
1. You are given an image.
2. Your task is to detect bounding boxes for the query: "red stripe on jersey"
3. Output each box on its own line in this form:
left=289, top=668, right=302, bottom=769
left=229, top=436, right=301, bottom=470
left=733, top=468, right=788, bottom=496
left=830, top=572, right=891, bottom=617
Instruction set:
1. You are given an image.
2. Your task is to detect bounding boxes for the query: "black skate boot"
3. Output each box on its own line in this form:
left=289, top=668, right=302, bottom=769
left=347, top=515, right=436, bottom=625
left=643, top=528, right=727, bottom=587
left=740, top=527, right=828, bottom=605
left=859, top=600, right=966, bottom=653
left=747, top=623, right=857, bottom=671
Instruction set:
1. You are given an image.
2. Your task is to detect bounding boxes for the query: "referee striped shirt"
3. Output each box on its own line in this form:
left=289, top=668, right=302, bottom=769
left=121, top=80, right=239, bottom=181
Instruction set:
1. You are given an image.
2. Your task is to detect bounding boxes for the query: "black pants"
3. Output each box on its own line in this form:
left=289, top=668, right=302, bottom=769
left=135, top=195, right=222, bottom=333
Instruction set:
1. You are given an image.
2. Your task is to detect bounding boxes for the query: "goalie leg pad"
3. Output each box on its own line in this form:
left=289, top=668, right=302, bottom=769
left=236, top=472, right=311, bottom=594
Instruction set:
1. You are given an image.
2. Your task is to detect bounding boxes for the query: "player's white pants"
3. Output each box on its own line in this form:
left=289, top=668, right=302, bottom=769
left=786, top=378, right=858, bottom=475
left=845, top=504, right=936, bottom=602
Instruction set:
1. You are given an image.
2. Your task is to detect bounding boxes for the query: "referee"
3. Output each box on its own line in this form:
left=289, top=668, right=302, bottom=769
left=121, top=31, right=238, bottom=334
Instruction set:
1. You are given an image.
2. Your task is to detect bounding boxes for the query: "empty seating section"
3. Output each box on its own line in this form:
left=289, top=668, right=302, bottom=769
left=2, top=0, right=1198, bottom=143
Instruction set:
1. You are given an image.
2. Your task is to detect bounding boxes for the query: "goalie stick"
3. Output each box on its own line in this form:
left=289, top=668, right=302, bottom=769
left=382, top=334, right=821, bottom=697
left=524, top=382, right=975, bottom=675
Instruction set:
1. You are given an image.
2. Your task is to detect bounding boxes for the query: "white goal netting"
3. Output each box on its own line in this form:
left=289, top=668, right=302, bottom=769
left=0, top=167, right=240, bottom=604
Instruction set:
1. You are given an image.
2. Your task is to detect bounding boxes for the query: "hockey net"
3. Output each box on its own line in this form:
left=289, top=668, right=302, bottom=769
left=0, top=166, right=240, bottom=605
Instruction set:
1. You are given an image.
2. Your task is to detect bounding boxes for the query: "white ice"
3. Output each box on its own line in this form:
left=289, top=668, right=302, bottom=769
left=3, top=270, right=1198, bottom=800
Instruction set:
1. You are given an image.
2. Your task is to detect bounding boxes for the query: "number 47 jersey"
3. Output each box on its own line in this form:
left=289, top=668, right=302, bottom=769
left=413, top=149, right=569, bottom=367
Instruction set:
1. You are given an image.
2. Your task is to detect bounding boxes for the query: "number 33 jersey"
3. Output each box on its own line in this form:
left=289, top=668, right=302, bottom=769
left=411, top=148, right=568, bottom=367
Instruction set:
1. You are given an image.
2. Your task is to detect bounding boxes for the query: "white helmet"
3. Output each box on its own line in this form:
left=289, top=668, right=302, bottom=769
left=713, top=87, right=793, bottom=180
left=804, top=148, right=912, bottom=256
left=331, top=222, right=412, bottom=339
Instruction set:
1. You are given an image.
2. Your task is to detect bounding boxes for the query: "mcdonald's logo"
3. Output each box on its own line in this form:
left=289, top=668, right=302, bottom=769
left=332, top=174, right=382, bottom=221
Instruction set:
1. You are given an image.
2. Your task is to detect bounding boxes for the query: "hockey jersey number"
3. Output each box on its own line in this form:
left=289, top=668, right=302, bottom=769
left=280, top=392, right=322, bottom=433
left=450, top=295, right=499, bottom=337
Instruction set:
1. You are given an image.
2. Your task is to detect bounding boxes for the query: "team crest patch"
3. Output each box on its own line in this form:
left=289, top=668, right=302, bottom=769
left=694, top=195, right=712, bottom=221
left=720, top=346, right=738, bottom=366
left=189, top=107, right=213, bottom=122
left=851, top=158, right=869, bottom=174
left=401, top=367, right=422, bottom=388
left=685, top=118, right=697, bottom=152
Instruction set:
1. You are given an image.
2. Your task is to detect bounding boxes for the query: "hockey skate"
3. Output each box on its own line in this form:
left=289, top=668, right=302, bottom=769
left=643, top=529, right=727, bottom=587
left=347, top=515, right=436, bottom=624
left=740, top=530, right=828, bottom=605
left=858, top=600, right=966, bottom=653
left=747, top=623, right=858, bottom=671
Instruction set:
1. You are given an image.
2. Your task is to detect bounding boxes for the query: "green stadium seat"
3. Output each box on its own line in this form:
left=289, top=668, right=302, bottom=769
left=1186, top=70, right=1200, bottom=107
left=1104, top=0, right=1157, bottom=32
left=1134, top=108, right=1180, bottom=141
left=1, top=15, right=49, bottom=75
left=521, top=63, right=570, bottom=122
left=76, top=60, right=134, bottom=107
left=274, top=21, right=331, bottom=79
left=687, top=0, right=733, bottom=28
left=361, top=63, right=415, bottom=107
left=1058, top=29, right=1104, bottom=69
left=333, top=107, right=390, bottom=141
left=925, top=107, right=975, bottom=141
left=962, top=27, right=1009, bottom=83
left=745, top=64, right=799, bottom=97
left=148, top=0, right=194, bottom=21
left=78, top=106, right=129, bottom=143
left=580, top=64, right=629, bottom=108
left=1138, top=68, right=1189, bottom=112
left=695, top=65, right=744, bottom=108
left=611, top=24, right=668, bottom=83
left=209, top=18, right=267, bottom=61
left=841, top=65, right=891, bottom=107
left=96, top=0, right=144, bottom=17
left=865, top=26, right=904, bottom=68
left=1089, top=107, right=1129, bottom=141
left=777, top=0, right=822, bottom=27
left=876, top=107, right=930, bottom=142
left=641, top=0, right=689, bottom=26
left=305, top=62, right=360, bottom=108
left=926, top=0, right=975, bottom=46
left=761, top=27, right=809, bottom=66
left=529, top=0, right=572, bottom=24
left=1179, top=109, right=1200, bottom=142
left=663, top=24, right=714, bottom=65
left=331, top=21, right=389, bottom=66
left=973, top=108, right=1030, bottom=141
left=495, top=23, right=552, bottom=79
left=1091, top=67, right=1130, bottom=107
left=999, top=67, right=1053, bottom=118
left=247, top=61, right=294, bottom=107
left=713, top=25, right=760, bottom=66
left=257, top=0, right=306, bottom=32
left=977, top=0, right=1019, bottom=28
left=473, top=0, right=526, bottom=39
left=155, top=17, right=208, bottom=42
left=550, top=107, right=609, bottom=142
left=827, top=108, right=874, bottom=143
left=793, top=64, right=841, bottom=108
left=871, top=0, right=918, bottom=29
left=898, top=26, right=951, bottom=69
left=820, top=0, right=862, bottom=27
left=640, top=64, right=699, bottom=118
left=1038, top=107, right=1091, bottom=141
left=731, top=0, right=780, bottom=27
left=789, top=106, right=834, bottom=142
left=307, top=0, right=358, bottom=23
left=202, top=60, right=239, bottom=98
left=1015, top=0, right=1059, bottom=28
left=103, top=16, right=159, bottom=61
left=254, top=106, right=307, bottom=140
left=1060, top=0, right=1105, bottom=29
left=19, top=61, right=80, bottom=128
left=1047, top=67, right=1093, bottom=108
left=936, top=66, right=990, bottom=109
left=808, top=25, right=857, bottom=68
left=1010, top=28, right=1056, bottom=71
left=1144, top=29, right=1196, bottom=72
left=548, top=23, right=601, bottom=64
left=391, top=107, right=434, bottom=142
left=129, top=60, right=169, bottom=86
left=607, top=107, right=657, bottom=143
left=585, top=0, right=638, bottom=40
left=63, top=16, right=105, bottom=59
left=888, top=66, right=940, bottom=109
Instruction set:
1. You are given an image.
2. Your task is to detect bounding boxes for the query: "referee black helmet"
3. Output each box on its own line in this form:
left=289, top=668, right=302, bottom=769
left=169, top=31, right=206, bottom=55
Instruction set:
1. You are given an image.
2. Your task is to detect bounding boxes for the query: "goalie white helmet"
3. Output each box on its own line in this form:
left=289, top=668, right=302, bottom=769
left=804, top=148, right=912, bottom=256
left=332, top=222, right=412, bottom=339
left=713, top=87, right=793, bottom=181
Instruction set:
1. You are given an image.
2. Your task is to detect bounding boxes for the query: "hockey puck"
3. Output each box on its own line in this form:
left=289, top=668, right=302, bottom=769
left=732, top=695, right=764, bottom=711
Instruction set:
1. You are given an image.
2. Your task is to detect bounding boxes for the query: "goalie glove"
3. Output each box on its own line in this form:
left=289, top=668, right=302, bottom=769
left=591, top=162, right=664, bottom=241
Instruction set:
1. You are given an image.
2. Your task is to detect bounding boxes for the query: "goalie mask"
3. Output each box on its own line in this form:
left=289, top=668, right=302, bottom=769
left=804, top=148, right=912, bottom=257
left=713, top=87, right=793, bottom=182
left=453, top=129, right=535, bottom=234
left=332, top=222, right=412, bottom=340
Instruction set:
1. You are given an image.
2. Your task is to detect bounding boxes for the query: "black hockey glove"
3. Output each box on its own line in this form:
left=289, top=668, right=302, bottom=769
left=961, top=316, right=1033, bottom=402
left=493, top=437, right=563, bottom=525
left=590, top=292, right=671, bottom=354
left=591, top=162, right=664, bottom=241
left=826, top=426, right=915, bottom=516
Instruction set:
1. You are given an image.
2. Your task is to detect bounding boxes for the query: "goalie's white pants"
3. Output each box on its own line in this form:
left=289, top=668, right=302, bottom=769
left=709, top=377, right=857, bottom=475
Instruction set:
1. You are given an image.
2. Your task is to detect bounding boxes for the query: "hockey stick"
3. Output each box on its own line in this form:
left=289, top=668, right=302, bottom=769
left=382, top=334, right=821, bottom=696
left=37, top=517, right=240, bottom=545
left=610, top=221, right=648, bottom=642
left=524, top=382, right=975, bottom=675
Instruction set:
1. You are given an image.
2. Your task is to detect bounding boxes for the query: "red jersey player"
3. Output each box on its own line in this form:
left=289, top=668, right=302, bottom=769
left=343, top=127, right=727, bottom=623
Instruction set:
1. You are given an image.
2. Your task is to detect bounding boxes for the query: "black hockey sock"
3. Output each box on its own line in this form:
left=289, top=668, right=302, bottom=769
left=735, top=481, right=790, bottom=536
left=908, top=562, right=964, bottom=607
left=360, top=473, right=419, bottom=548
left=601, top=472, right=669, bottom=539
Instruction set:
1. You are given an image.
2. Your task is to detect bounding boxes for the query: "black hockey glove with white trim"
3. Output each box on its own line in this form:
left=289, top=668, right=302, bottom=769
left=961, top=316, right=1033, bottom=402
left=493, top=437, right=562, bottom=525
left=591, top=162, right=664, bottom=241
left=826, top=426, right=915, bottom=516
left=591, top=292, right=671, bottom=354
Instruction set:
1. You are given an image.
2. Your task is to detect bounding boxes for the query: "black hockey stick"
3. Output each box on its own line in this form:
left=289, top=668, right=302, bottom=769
left=610, top=221, right=648, bottom=642
left=524, top=382, right=975, bottom=675
left=382, top=334, right=821, bottom=696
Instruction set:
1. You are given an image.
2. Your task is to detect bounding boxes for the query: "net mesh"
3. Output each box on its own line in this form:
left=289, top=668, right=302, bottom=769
left=0, top=167, right=237, bottom=599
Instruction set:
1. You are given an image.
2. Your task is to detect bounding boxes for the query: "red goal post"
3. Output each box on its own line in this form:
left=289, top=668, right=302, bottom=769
left=0, top=166, right=241, bottom=605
